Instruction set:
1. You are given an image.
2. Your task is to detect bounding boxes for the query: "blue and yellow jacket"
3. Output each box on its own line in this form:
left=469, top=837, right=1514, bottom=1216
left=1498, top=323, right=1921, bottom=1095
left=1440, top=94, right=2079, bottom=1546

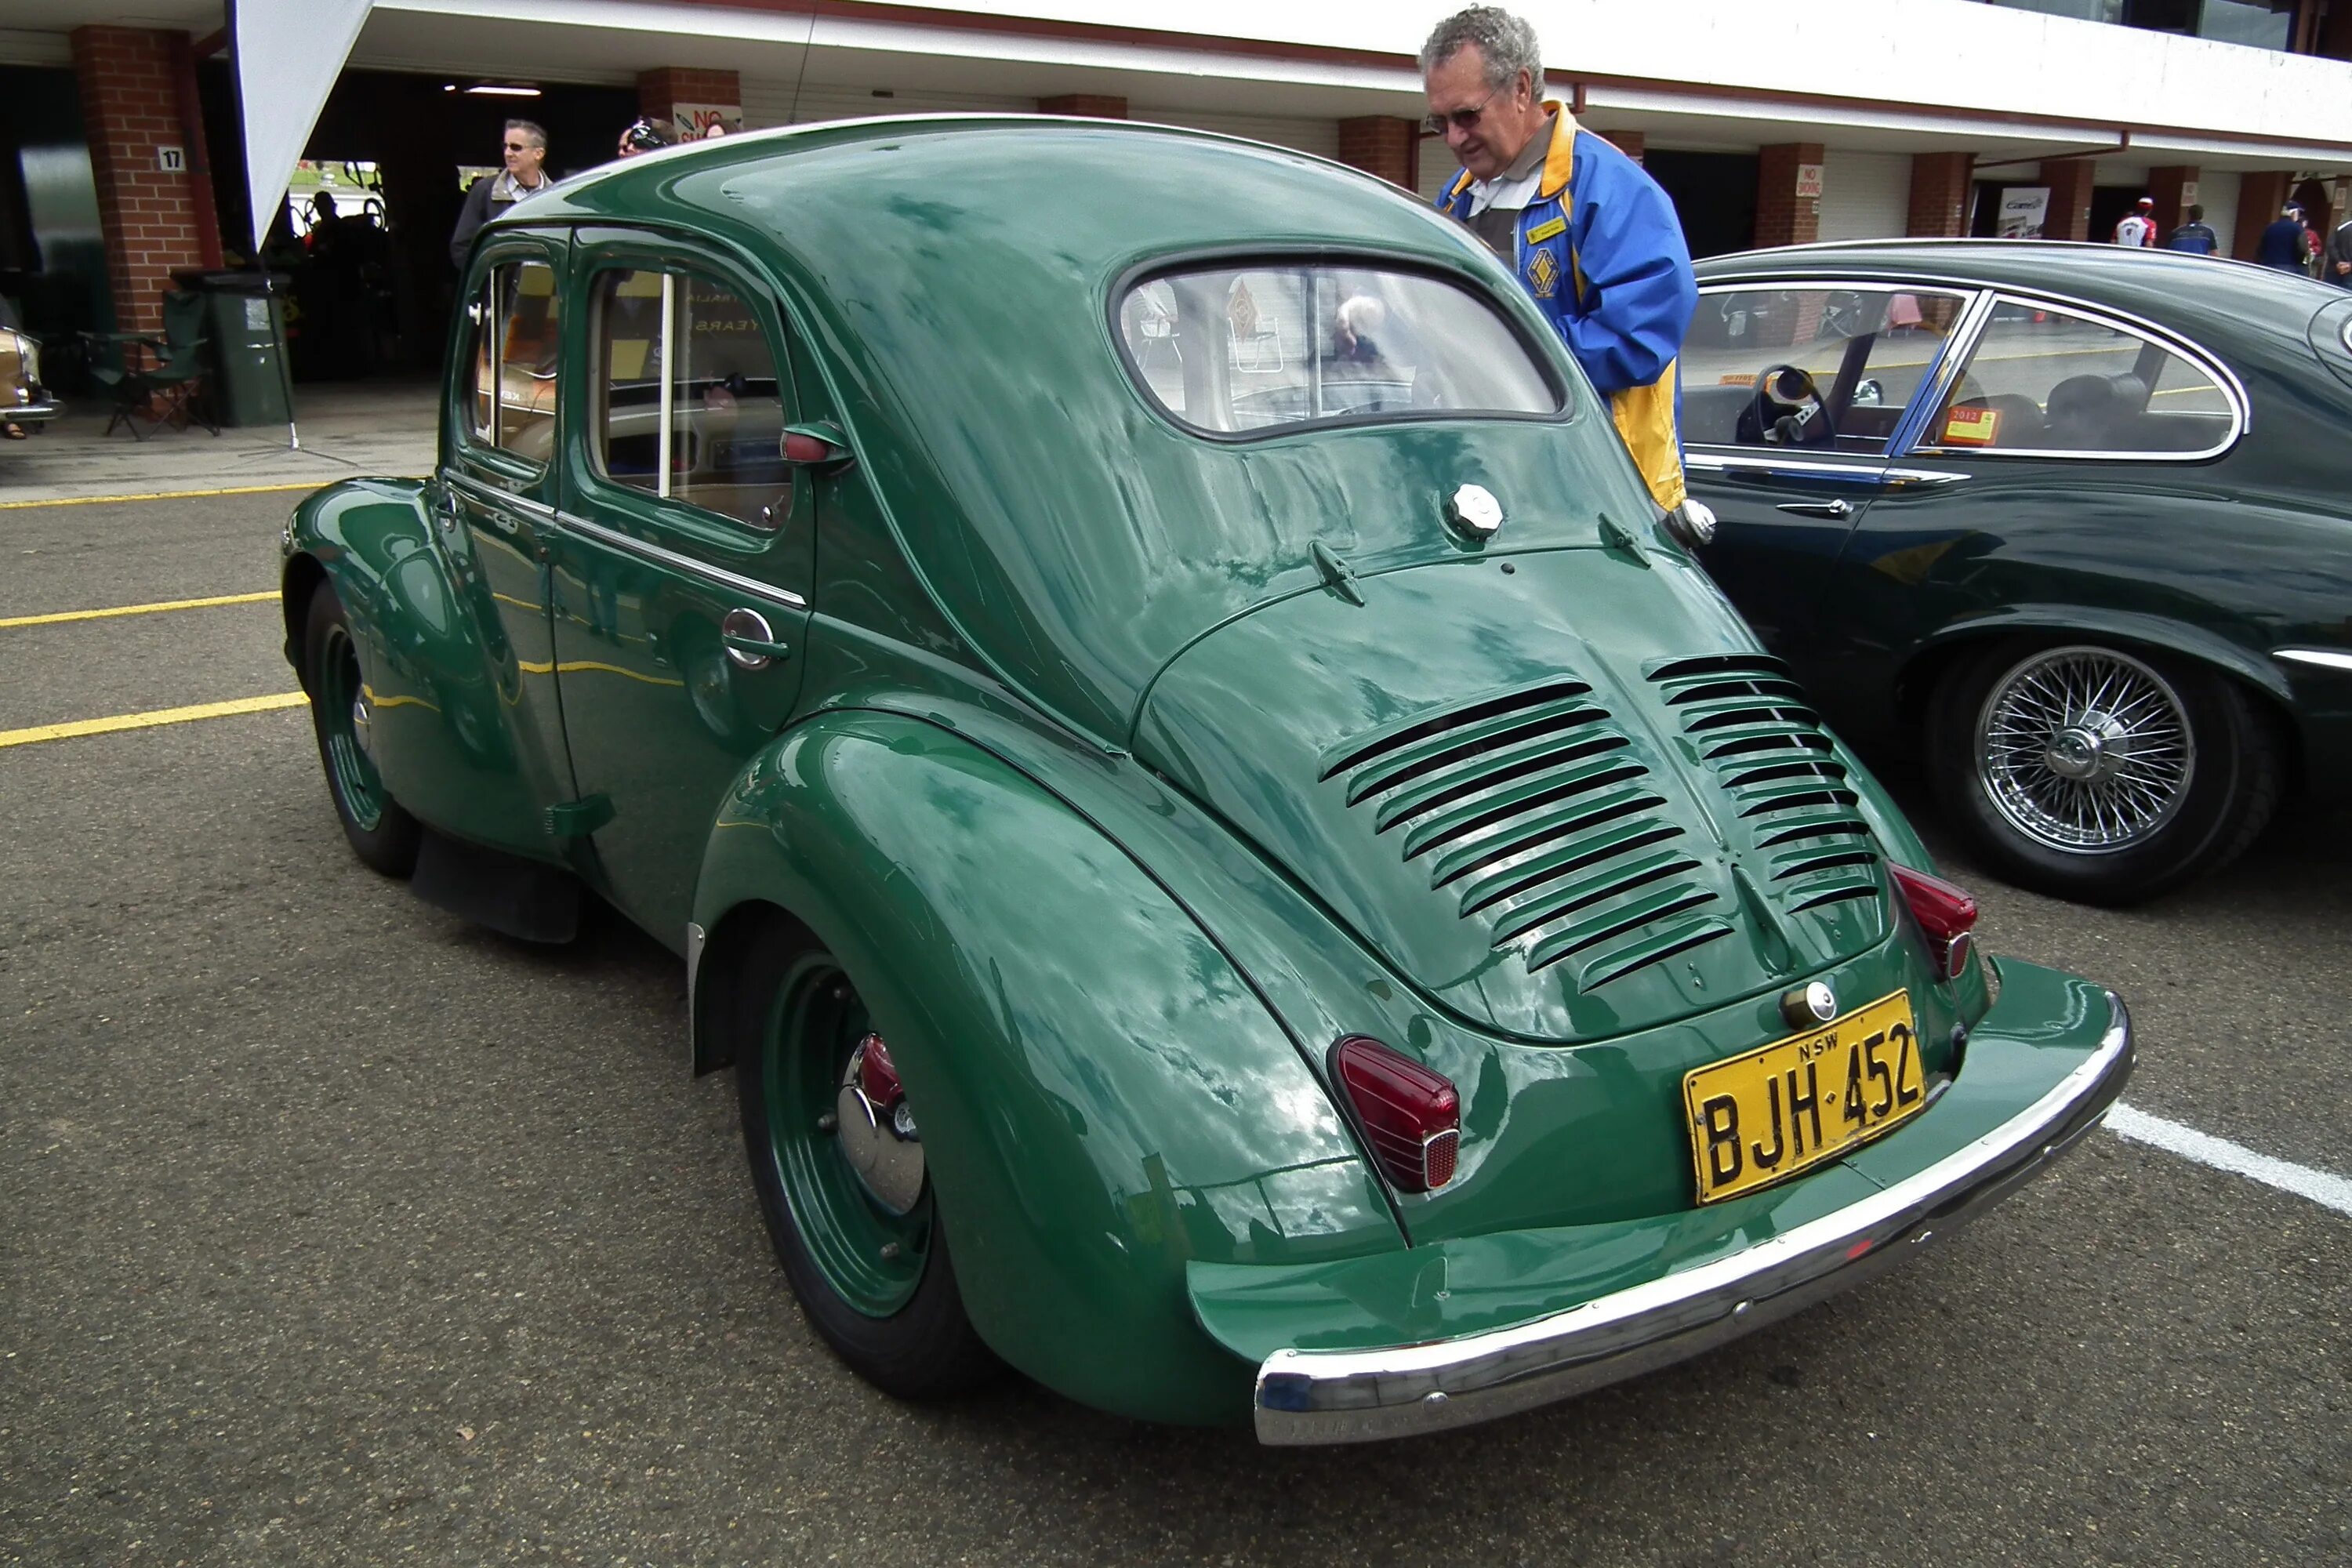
left=1439, top=107, right=1697, bottom=509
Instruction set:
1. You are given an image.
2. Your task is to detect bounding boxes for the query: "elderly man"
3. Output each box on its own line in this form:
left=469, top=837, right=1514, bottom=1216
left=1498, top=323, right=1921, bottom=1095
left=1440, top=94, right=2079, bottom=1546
left=448, top=119, right=554, bottom=267
left=1423, top=6, right=1696, bottom=513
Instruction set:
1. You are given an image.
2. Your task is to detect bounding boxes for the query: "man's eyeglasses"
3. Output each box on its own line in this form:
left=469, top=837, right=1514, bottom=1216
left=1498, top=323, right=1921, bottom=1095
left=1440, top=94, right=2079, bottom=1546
left=503, top=141, right=536, bottom=152
left=1422, top=92, right=1497, bottom=137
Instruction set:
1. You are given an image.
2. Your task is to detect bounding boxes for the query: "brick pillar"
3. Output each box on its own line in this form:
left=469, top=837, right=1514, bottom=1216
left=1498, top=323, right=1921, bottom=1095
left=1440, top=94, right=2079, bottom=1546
left=1596, top=129, right=1645, bottom=163
left=2146, top=165, right=2198, bottom=241
left=2042, top=160, right=2094, bottom=241
left=1038, top=94, right=1127, bottom=118
left=1336, top=117, right=1416, bottom=188
left=1755, top=143, right=1824, bottom=249
left=2234, top=170, right=2292, bottom=260
left=71, top=26, right=219, bottom=336
left=637, top=67, right=740, bottom=137
left=1907, top=151, right=1975, bottom=237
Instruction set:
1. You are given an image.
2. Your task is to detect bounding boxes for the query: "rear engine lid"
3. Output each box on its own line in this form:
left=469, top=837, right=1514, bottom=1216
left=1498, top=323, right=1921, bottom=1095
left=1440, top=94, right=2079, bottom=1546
left=1134, top=549, right=1889, bottom=1043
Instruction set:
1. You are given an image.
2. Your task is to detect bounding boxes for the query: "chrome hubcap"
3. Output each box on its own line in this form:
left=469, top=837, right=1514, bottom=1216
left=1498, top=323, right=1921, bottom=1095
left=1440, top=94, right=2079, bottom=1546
left=1977, top=646, right=2194, bottom=855
left=349, top=695, right=373, bottom=759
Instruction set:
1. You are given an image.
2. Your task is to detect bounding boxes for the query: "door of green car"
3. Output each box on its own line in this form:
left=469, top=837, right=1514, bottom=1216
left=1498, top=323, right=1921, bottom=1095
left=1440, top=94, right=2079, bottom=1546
left=1680, top=283, right=1977, bottom=688
left=545, top=227, right=815, bottom=949
left=427, top=232, right=580, bottom=857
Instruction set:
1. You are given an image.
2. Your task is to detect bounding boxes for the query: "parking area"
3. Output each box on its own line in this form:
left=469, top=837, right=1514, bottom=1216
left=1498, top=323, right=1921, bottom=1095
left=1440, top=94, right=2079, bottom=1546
left=3, top=481, right=2349, bottom=1566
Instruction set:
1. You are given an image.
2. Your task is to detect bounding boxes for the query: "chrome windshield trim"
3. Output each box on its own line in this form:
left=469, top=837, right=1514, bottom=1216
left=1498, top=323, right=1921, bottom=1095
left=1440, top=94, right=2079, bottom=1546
left=555, top=510, right=810, bottom=610
left=2275, top=648, right=2352, bottom=673
left=1254, top=991, right=2132, bottom=1446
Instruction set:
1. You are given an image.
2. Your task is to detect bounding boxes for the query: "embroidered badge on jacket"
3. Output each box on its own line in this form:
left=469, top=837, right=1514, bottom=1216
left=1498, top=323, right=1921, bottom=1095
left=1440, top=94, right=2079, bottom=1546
left=1526, top=245, right=1561, bottom=298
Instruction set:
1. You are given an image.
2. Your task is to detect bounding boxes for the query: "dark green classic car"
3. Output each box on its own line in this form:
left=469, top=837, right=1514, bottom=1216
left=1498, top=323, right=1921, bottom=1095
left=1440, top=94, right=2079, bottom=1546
left=281, top=119, right=2130, bottom=1443
left=1683, top=242, right=2352, bottom=903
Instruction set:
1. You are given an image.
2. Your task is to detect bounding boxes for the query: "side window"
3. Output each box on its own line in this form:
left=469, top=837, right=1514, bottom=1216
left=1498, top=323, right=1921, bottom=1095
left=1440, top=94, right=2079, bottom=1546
left=1679, top=287, right=1968, bottom=453
left=1926, top=299, right=2234, bottom=456
left=462, top=258, right=561, bottom=464
left=592, top=267, right=789, bottom=528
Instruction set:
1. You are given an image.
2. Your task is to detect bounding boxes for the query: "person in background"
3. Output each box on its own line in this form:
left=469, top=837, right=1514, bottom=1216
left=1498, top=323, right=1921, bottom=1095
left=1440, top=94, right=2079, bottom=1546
left=2164, top=204, right=2219, bottom=255
left=1421, top=5, right=1697, bottom=517
left=2256, top=203, right=2310, bottom=272
left=2327, top=210, right=2352, bottom=287
left=616, top=118, right=676, bottom=159
left=2113, top=196, right=2155, bottom=247
left=448, top=120, right=554, bottom=267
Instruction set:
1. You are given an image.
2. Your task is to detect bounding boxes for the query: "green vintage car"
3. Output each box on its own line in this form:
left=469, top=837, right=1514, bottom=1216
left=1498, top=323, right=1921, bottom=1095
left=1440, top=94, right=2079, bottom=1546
left=281, top=118, right=2131, bottom=1443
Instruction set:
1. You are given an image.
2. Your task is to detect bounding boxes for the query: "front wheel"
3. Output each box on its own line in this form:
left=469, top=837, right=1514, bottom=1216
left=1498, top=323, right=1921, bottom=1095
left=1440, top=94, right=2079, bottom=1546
left=731, top=916, right=1000, bottom=1399
left=302, top=583, right=421, bottom=877
left=1926, top=638, right=2278, bottom=905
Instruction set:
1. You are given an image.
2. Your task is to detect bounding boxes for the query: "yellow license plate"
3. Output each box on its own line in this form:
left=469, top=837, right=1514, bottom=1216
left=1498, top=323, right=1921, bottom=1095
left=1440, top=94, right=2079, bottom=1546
left=1683, top=990, right=1925, bottom=1205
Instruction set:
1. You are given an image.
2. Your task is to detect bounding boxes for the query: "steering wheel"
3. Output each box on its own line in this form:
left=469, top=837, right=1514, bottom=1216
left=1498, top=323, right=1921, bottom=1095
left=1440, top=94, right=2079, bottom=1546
left=1741, top=362, right=1830, bottom=447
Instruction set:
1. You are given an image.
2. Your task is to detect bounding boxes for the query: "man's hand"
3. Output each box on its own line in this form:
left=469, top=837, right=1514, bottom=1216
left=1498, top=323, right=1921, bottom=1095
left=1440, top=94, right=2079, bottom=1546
left=2337, top=260, right=2350, bottom=277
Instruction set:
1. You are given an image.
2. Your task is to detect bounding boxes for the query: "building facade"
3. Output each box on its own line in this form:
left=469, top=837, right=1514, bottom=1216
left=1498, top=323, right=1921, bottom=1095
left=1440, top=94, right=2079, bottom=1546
left=5, top=0, right=2351, bottom=365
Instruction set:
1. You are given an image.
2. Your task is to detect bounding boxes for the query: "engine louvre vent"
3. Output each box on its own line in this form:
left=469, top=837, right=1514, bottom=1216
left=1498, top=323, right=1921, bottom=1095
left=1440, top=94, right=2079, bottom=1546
left=1650, top=654, right=1882, bottom=916
left=1323, top=679, right=1730, bottom=989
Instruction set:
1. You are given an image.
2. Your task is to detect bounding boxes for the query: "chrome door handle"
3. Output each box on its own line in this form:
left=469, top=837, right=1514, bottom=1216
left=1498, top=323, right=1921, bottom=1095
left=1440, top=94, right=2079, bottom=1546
left=1774, top=499, right=1853, bottom=520
left=720, top=607, right=791, bottom=670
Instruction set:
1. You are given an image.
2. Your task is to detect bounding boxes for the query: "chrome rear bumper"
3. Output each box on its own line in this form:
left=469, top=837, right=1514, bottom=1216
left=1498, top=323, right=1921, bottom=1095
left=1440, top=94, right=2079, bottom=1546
left=1254, top=990, right=2132, bottom=1445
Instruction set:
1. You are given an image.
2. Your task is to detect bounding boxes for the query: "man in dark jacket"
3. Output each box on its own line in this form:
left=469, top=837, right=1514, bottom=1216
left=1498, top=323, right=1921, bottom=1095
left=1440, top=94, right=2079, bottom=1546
left=2327, top=214, right=2352, bottom=287
left=2255, top=203, right=2310, bottom=273
left=448, top=120, right=554, bottom=267
left=2164, top=204, right=2219, bottom=255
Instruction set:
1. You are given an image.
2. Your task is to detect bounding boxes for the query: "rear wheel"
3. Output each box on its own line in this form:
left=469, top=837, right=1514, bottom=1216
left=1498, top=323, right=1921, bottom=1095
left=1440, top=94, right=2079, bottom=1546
left=1926, top=638, right=2278, bottom=904
left=731, top=916, right=1000, bottom=1398
left=302, top=584, right=420, bottom=877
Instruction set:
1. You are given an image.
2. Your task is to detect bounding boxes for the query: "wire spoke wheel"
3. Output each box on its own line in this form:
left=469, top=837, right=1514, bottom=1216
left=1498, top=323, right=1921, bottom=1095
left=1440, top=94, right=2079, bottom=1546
left=1975, top=645, right=2194, bottom=855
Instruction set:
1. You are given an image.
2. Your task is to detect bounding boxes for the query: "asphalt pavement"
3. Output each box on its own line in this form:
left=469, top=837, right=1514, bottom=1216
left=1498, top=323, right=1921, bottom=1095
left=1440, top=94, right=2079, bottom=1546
left=3, top=489, right=2347, bottom=1566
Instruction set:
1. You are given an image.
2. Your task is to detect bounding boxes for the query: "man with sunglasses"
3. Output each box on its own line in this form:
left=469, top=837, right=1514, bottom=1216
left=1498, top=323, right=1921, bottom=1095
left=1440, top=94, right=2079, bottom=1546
left=1424, top=7, right=1697, bottom=517
left=448, top=119, right=555, bottom=267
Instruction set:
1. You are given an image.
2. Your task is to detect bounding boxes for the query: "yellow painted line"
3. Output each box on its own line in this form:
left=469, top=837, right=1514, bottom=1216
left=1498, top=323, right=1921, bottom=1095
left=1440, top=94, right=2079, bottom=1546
left=0, top=481, right=328, bottom=510
left=492, top=593, right=544, bottom=612
left=0, top=590, right=278, bottom=629
left=0, top=691, right=306, bottom=750
left=360, top=684, right=440, bottom=713
left=517, top=658, right=684, bottom=688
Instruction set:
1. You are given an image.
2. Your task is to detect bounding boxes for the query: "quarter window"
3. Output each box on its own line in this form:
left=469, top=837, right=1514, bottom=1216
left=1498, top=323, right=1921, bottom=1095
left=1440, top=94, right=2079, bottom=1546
left=592, top=269, right=789, bottom=528
left=1925, top=299, right=2233, bottom=455
left=1116, top=263, right=1560, bottom=436
left=463, top=259, right=561, bottom=463
left=1680, top=287, right=1969, bottom=453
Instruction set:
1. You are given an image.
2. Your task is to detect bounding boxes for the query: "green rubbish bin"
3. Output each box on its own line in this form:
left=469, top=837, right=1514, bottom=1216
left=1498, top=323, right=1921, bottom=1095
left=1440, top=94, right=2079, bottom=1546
left=170, top=269, right=293, bottom=427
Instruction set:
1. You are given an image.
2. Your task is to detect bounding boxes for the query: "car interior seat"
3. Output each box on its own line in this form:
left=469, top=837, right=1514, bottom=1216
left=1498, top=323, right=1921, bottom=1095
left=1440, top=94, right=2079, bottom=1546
left=2042, top=372, right=2149, bottom=451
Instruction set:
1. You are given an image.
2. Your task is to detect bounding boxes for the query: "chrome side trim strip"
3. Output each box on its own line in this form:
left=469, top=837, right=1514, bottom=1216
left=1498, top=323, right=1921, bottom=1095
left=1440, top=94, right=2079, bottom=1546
left=2274, top=648, right=2352, bottom=673
left=1683, top=451, right=1970, bottom=487
left=1253, top=991, right=2132, bottom=1446
left=446, top=468, right=557, bottom=518
left=555, top=510, right=810, bottom=610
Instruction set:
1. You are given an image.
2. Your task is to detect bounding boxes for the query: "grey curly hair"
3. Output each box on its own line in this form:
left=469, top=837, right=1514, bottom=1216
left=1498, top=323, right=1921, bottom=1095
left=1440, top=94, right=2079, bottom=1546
left=1417, top=6, right=1542, bottom=90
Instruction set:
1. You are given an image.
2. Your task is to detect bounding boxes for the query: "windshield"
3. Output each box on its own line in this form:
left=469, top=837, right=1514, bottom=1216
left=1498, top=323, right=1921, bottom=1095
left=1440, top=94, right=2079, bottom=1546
left=1117, top=261, right=1563, bottom=437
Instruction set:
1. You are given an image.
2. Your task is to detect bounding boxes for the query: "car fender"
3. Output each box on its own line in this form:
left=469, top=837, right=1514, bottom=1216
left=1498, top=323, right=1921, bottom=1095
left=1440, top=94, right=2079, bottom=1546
left=1901, top=603, right=2296, bottom=719
left=282, top=478, right=554, bottom=857
left=690, top=707, right=1402, bottom=1425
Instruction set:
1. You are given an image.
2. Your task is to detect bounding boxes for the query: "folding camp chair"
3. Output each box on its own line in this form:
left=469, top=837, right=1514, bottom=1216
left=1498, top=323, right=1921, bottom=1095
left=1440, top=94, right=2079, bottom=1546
left=85, top=289, right=219, bottom=440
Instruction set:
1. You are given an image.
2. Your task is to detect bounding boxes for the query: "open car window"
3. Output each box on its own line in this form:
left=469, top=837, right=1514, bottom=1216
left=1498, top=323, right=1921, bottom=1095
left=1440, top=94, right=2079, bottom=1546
left=1923, top=297, right=2237, bottom=457
left=1116, top=262, right=1562, bottom=437
left=1679, top=286, right=1969, bottom=455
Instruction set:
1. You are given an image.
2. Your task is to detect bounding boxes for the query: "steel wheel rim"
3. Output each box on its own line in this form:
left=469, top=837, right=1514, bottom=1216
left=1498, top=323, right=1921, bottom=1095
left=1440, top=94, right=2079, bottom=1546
left=319, top=623, right=386, bottom=833
left=1975, top=644, right=2194, bottom=855
left=761, top=956, right=929, bottom=1317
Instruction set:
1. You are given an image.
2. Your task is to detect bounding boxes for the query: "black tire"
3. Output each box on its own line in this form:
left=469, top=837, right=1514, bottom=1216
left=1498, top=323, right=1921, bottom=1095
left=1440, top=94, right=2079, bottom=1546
left=1925, top=637, right=2278, bottom=905
left=730, top=915, right=1001, bottom=1399
left=301, top=583, right=423, bottom=877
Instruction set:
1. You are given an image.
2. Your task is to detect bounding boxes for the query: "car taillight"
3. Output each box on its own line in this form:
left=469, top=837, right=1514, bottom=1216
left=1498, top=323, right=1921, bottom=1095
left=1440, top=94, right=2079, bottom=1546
left=1892, top=863, right=1977, bottom=981
left=1330, top=1036, right=1460, bottom=1193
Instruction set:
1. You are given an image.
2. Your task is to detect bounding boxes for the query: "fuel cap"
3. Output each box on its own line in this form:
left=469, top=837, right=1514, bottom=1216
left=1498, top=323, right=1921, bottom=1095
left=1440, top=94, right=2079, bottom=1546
left=1780, top=981, right=1838, bottom=1029
left=1445, top=483, right=1502, bottom=542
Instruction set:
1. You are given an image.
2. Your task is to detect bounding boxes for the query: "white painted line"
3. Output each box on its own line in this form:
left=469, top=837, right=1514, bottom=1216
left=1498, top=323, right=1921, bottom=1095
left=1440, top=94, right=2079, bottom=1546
left=2107, top=1103, right=2352, bottom=1218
